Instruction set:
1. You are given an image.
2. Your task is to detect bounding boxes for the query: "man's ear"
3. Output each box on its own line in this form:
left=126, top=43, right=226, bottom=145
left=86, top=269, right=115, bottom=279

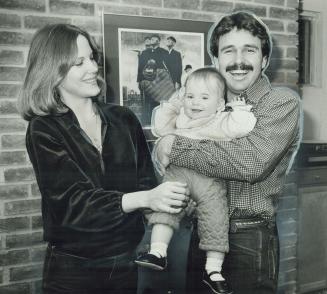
left=212, top=56, right=219, bottom=70
left=261, top=56, right=268, bottom=70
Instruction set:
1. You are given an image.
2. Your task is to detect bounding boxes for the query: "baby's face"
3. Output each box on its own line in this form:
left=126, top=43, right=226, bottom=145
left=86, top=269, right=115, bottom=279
left=183, top=79, right=224, bottom=120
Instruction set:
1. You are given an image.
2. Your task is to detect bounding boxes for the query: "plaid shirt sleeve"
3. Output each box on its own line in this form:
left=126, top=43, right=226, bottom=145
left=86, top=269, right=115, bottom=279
left=170, top=86, right=301, bottom=183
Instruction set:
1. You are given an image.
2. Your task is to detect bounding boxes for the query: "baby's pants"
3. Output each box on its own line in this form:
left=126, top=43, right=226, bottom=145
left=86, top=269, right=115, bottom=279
left=146, top=165, right=229, bottom=253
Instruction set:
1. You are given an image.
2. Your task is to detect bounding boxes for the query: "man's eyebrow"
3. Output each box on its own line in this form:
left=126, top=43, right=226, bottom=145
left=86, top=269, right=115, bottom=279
left=220, top=44, right=260, bottom=51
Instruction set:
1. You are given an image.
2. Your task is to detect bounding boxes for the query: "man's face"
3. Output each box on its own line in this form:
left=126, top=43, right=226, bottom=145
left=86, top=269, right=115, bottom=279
left=216, top=28, right=268, bottom=96
left=166, top=38, right=175, bottom=48
left=151, top=36, right=160, bottom=47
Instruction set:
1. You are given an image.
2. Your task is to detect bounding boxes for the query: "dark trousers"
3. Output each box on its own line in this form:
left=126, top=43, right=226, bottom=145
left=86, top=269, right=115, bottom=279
left=43, top=245, right=137, bottom=294
left=187, top=220, right=279, bottom=294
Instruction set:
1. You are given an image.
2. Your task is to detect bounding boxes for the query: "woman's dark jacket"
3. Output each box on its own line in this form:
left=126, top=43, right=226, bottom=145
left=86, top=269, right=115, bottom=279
left=26, top=103, right=157, bottom=258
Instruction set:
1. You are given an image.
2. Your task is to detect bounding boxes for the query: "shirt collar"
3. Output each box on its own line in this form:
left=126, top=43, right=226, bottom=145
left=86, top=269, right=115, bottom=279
left=234, top=74, right=271, bottom=105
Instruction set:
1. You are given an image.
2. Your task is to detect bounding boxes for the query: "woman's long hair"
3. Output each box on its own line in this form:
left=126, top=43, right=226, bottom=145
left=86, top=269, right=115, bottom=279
left=18, top=24, right=105, bottom=121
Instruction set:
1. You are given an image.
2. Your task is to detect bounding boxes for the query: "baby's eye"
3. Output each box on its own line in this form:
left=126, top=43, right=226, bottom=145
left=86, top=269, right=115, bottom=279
left=202, top=96, right=209, bottom=100
left=246, top=48, right=256, bottom=53
left=185, top=94, right=193, bottom=99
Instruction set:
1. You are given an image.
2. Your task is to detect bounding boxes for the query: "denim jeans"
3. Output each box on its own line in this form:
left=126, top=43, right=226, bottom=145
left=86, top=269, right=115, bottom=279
left=187, top=220, right=279, bottom=294
left=42, top=245, right=137, bottom=294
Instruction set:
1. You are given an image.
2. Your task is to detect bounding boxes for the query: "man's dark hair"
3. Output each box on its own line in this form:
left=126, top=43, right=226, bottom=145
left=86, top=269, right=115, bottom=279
left=151, top=34, right=161, bottom=41
left=209, top=11, right=271, bottom=60
left=167, top=36, right=177, bottom=43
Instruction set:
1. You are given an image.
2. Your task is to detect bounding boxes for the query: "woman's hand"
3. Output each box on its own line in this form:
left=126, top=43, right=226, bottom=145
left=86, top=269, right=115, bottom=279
left=145, top=181, right=190, bottom=214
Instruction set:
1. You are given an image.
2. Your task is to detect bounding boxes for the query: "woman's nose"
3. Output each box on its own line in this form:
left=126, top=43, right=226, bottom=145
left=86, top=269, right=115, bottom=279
left=87, top=59, right=98, bottom=72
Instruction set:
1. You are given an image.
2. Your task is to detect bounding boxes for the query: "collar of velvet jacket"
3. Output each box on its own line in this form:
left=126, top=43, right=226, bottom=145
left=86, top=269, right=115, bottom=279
left=58, top=101, right=110, bottom=131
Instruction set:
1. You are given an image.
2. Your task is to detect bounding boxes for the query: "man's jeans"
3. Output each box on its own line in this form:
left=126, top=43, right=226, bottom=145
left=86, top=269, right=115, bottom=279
left=187, top=220, right=279, bottom=294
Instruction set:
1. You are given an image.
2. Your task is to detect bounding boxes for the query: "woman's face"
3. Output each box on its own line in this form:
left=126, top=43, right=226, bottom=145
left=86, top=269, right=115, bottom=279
left=58, top=34, right=100, bottom=102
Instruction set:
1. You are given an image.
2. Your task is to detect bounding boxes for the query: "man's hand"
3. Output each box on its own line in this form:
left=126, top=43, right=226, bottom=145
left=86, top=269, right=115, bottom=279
left=153, top=134, right=176, bottom=174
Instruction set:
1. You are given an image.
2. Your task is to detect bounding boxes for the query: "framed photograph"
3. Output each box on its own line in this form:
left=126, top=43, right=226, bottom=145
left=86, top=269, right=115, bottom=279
left=102, top=14, right=214, bottom=128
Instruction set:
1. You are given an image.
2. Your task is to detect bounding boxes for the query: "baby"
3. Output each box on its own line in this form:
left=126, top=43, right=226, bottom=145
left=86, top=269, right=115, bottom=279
left=135, top=67, right=257, bottom=293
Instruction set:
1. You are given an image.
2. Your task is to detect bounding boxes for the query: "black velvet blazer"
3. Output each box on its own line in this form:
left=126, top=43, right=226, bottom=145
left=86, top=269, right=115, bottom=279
left=26, top=102, right=157, bottom=258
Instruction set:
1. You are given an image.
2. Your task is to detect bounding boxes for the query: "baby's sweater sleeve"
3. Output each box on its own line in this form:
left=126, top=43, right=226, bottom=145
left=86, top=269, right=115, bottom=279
left=151, top=91, right=183, bottom=137
left=220, top=101, right=257, bottom=139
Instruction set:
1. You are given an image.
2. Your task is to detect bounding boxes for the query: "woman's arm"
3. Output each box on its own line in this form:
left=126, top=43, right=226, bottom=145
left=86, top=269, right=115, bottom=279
left=27, top=119, right=189, bottom=233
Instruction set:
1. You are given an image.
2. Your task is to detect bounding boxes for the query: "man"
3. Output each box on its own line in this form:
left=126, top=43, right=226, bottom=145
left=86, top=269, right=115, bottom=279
left=181, top=64, right=193, bottom=87
left=155, top=11, right=302, bottom=294
left=137, top=34, right=170, bottom=125
left=165, top=36, right=183, bottom=90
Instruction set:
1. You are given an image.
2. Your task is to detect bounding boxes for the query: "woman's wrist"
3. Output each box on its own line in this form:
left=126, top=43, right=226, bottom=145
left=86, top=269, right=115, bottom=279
left=121, top=190, right=150, bottom=213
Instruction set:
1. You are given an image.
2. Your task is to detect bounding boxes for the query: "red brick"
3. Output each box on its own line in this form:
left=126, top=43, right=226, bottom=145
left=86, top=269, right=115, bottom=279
left=141, top=8, right=180, bottom=19
left=31, top=183, right=40, bottom=196
left=0, top=270, right=2, bottom=284
left=101, top=4, right=141, bottom=15
left=202, top=0, right=233, bottom=13
left=269, top=59, right=298, bottom=71
left=279, top=233, right=297, bottom=247
left=287, top=22, right=298, bottom=33
left=0, top=151, right=26, bottom=165
left=0, top=50, right=24, bottom=65
left=49, top=0, right=94, bottom=16
left=122, top=0, right=161, bottom=6
left=0, top=31, right=33, bottom=46
left=286, top=72, right=299, bottom=84
left=287, top=0, right=299, bottom=8
left=6, top=232, right=44, bottom=249
left=278, top=195, right=297, bottom=211
left=72, top=18, right=102, bottom=34
left=0, top=0, right=45, bottom=11
left=0, top=118, right=26, bottom=133
left=182, top=12, right=218, bottom=22
left=24, top=15, right=71, bottom=29
left=10, top=264, right=43, bottom=281
left=0, top=13, right=21, bottom=29
left=286, top=47, right=298, bottom=58
left=279, top=257, right=296, bottom=272
left=0, top=216, right=29, bottom=232
left=265, top=71, right=285, bottom=83
left=1, top=134, right=26, bottom=149
left=0, top=84, right=21, bottom=98
left=4, top=199, right=40, bottom=216
left=278, top=269, right=296, bottom=285
left=0, top=184, right=28, bottom=200
left=30, top=246, right=46, bottom=262
left=255, top=0, right=285, bottom=5
left=4, top=167, right=35, bottom=183
left=262, top=19, right=284, bottom=32
left=31, top=215, right=43, bottom=230
left=0, top=282, right=30, bottom=294
left=280, top=245, right=296, bottom=259
left=270, top=7, right=298, bottom=20
left=0, top=249, right=29, bottom=266
left=164, top=0, right=200, bottom=10
left=234, top=3, right=267, bottom=17
left=0, top=100, right=19, bottom=115
left=0, top=67, right=26, bottom=82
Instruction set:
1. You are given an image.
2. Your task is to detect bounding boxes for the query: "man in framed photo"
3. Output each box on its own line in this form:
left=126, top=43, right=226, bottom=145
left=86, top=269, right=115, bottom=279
left=165, top=36, right=183, bottom=90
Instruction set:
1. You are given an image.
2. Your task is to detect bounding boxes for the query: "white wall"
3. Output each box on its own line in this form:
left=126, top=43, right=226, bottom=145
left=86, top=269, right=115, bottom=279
left=301, top=0, right=327, bottom=141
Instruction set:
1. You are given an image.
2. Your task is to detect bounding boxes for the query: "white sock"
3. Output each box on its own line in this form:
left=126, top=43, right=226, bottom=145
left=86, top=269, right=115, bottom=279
left=205, top=256, right=224, bottom=281
left=149, top=242, right=168, bottom=258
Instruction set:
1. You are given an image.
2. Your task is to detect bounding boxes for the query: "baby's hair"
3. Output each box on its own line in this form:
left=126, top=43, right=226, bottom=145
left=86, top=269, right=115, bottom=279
left=185, top=67, right=226, bottom=100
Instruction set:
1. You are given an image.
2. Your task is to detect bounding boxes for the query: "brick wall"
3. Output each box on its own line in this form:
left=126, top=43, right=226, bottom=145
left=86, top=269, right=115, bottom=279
left=0, top=0, right=299, bottom=293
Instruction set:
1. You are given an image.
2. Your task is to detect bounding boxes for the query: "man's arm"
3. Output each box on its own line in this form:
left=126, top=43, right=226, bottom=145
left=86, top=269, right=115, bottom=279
left=166, top=89, right=301, bottom=183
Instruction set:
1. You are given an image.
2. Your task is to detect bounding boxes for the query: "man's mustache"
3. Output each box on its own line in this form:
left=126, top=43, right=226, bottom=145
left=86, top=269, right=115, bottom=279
left=226, top=63, right=253, bottom=72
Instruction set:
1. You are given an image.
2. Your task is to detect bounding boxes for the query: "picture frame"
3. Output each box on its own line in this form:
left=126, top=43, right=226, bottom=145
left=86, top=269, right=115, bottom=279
left=102, top=13, right=214, bottom=129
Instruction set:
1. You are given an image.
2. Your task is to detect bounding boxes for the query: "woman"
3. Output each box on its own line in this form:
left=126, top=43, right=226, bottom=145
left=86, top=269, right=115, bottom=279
left=18, top=24, right=189, bottom=294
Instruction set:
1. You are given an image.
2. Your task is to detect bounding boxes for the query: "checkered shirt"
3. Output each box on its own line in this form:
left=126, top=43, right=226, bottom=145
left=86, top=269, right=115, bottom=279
left=170, top=76, right=302, bottom=220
